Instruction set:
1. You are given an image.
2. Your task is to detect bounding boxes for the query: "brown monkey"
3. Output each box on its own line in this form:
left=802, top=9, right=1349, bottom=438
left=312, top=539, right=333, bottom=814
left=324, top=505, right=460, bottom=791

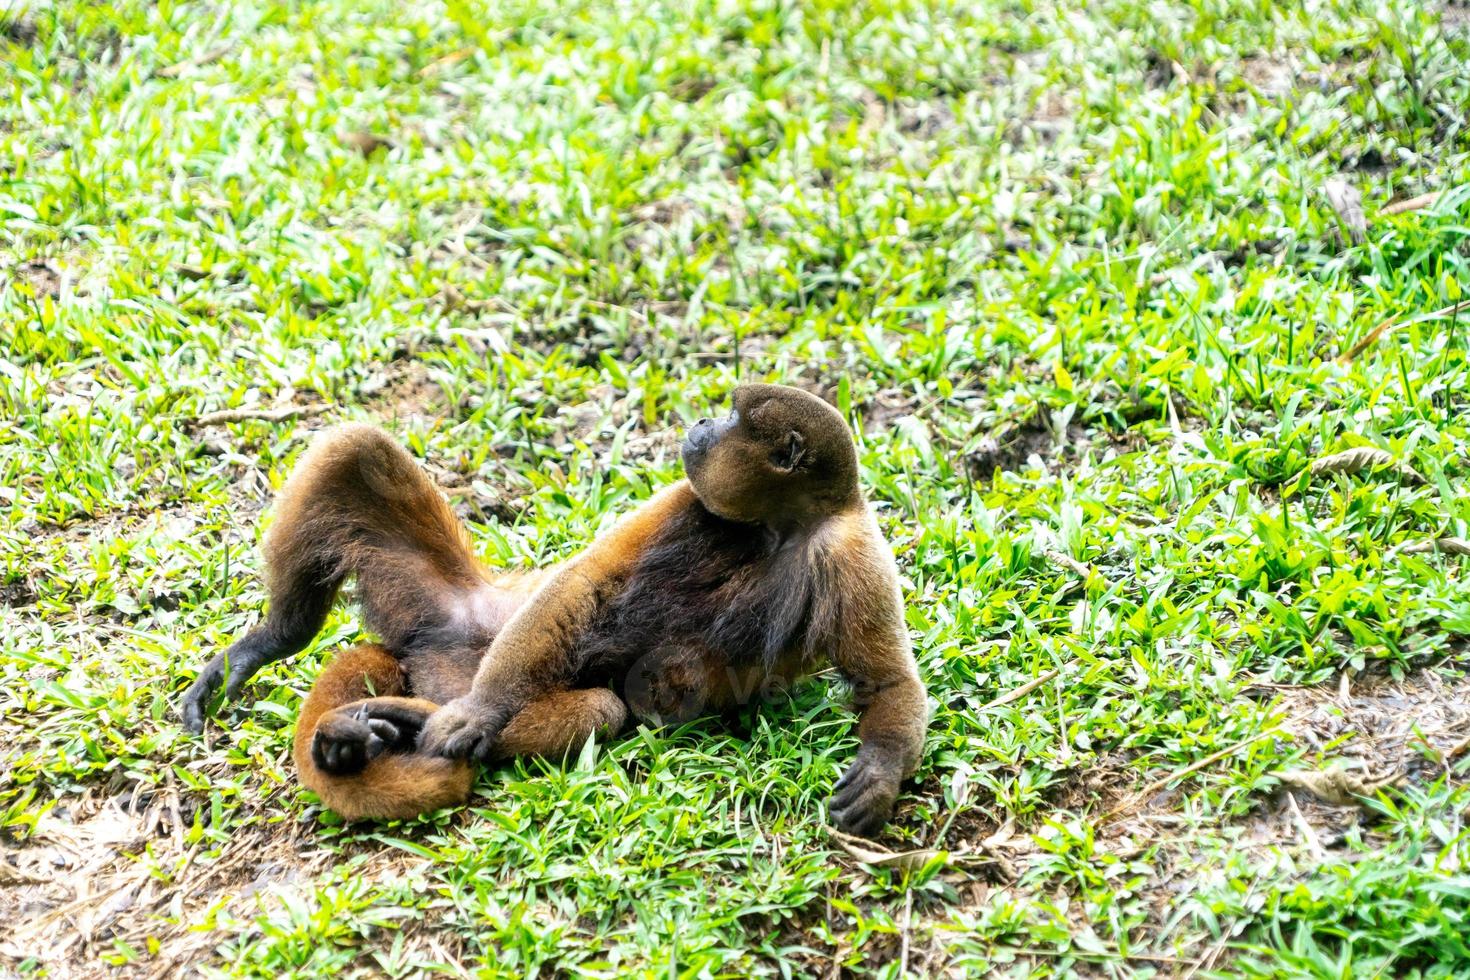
left=181, top=384, right=927, bottom=834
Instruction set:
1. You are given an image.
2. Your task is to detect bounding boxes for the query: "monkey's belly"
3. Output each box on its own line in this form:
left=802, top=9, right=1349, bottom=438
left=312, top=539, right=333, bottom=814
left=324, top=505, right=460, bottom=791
left=401, top=646, right=486, bottom=705
left=617, top=646, right=813, bottom=725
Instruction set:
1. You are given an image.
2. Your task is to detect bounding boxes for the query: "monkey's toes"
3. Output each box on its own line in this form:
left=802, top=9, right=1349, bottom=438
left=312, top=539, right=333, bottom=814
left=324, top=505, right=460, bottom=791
left=349, top=705, right=413, bottom=752
left=313, top=715, right=387, bottom=775
left=829, top=756, right=899, bottom=838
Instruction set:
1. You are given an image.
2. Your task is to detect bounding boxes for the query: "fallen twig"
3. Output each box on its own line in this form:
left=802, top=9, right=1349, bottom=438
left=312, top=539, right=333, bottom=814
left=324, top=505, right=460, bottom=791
left=1273, top=765, right=1401, bottom=806
left=182, top=404, right=328, bottom=428
left=157, top=44, right=230, bottom=78
left=0, top=862, right=50, bottom=885
left=898, top=888, right=912, bottom=976
left=418, top=47, right=476, bottom=77
left=1395, top=537, right=1470, bottom=557
left=977, top=668, right=1061, bottom=713
left=1101, top=729, right=1276, bottom=823
left=993, top=946, right=1200, bottom=967
left=1382, top=190, right=1443, bottom=216
left=1441, top=732, right=1470, bottom=763
left=1044, top=549, right=1093, bottom=581
left=828, top=828, right=945, bottom=871
left=828, top=828, right=1011, bottom=876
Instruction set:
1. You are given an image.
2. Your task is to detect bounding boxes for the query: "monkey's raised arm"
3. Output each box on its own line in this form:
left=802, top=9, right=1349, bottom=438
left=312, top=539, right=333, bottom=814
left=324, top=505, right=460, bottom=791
left=419, top=481, right=697, bottom=760
left=823, top=516, right=928, bottom=837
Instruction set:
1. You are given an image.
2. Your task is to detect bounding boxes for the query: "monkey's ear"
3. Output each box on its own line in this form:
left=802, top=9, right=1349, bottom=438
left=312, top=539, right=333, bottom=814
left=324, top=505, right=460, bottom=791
left=770, top=430, right=805, bottom=471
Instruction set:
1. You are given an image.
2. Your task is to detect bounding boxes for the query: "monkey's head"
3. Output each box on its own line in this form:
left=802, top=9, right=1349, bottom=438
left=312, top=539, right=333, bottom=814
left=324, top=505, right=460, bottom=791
left=682, top=383, right=860, bottom=528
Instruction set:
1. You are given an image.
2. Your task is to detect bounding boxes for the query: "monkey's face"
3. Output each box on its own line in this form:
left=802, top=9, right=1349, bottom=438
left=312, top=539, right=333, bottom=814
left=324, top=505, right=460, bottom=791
left=682, top=383, right=860, bottom=527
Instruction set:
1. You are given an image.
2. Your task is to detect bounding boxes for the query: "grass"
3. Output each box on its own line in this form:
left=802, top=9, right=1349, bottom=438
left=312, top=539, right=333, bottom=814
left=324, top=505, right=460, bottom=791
left=3, top=0, right=1470, bottom=974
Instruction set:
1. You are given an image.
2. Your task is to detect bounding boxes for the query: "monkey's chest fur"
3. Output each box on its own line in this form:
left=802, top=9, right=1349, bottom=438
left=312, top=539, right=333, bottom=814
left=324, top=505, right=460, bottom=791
left=570, top=502, right=828, bottom=721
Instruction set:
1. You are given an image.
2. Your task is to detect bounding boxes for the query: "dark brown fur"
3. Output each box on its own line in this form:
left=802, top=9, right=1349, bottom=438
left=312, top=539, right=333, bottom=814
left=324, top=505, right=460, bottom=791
left=182, top=385, right=926, bottom=835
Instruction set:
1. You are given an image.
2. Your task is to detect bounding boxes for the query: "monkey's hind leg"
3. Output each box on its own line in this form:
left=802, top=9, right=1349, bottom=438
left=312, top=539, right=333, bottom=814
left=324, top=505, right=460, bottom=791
left=294, top=644, right=473, bottom=821
left=491, top=688, right=629, bottom=762
left=182, top=422, right=491, bottom=731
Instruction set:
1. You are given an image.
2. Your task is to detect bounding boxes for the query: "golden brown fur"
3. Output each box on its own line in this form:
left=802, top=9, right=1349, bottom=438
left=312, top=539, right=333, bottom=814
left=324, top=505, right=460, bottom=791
left=182, top=384, right=926, bottom=834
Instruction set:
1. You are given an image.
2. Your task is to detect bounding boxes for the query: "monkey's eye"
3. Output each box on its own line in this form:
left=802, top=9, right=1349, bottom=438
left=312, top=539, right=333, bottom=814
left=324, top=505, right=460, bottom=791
left=769, top=430, right=805, bottom=471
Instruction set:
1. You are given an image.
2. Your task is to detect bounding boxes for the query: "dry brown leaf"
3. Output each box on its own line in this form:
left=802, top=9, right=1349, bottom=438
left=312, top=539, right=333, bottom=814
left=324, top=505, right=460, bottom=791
left=1339, top=299, right=1470, bottom=363
left=1273, top=766, right=1400, bottom=806
left=1382, top=191, right=1443, bottom=216
left=157, top=44, right=230, bottom=78
left=829, top=828, right=946, bottom=871
left=1308, top=446, right=1424, bottom=485
left=1398, top=537, right=1470, bottom=556
left=1339, top=315, right=1399, bottom=362
left=1323, top=178, right=1366, bottom=244
left=981, top=819, right=1016, bottom=849
left=418, top=48, right=476, bottom=77
left=341, top=131, right=392, bottom=156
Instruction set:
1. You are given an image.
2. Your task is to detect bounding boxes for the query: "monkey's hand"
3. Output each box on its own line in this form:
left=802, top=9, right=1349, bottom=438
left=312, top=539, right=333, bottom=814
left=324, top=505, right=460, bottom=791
left=180, top=652, right=252, bottom=733
left=829, top=745, right=904, bottom=838
left=180, top=668, right=222, bottom=733
left=419, top=696, right=514, bottom=762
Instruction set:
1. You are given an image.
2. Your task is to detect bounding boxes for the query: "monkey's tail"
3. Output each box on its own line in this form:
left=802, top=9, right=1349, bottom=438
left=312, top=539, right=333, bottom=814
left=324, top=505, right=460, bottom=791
left=302, top=750, right=474, bottom=821
left=293, top=644, right=473, bottom=820
left=261, top=422, right=491, bottom=650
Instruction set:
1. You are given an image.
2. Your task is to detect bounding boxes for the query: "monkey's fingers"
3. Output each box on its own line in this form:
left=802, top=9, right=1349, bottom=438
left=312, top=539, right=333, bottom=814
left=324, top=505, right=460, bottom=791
left=179, top=663, right=225, bottom=733
left=419, top=698, right=509, bottom=763
left=367, top=718, right=405, bottom=747
left=180, top=649, right=264, bottom=733
left=346, top=700, right=434, bottom=752
left=829, top=753, right=900, bottom=838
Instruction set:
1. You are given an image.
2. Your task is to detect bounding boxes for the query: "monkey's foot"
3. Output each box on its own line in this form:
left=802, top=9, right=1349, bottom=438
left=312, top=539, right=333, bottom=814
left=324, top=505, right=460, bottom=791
left=829, top=749, right=902, bottom=838
left=179, top=670, right=220, bottom=734
left=419, top=696, right=511, bottom=763
left=312, top=702, right=419, bottom=775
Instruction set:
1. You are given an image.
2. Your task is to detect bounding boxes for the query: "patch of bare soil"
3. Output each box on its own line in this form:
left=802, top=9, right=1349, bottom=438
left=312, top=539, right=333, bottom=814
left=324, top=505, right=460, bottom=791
left=0, top=787, right=453, bottom=977
left=0, top=13, right=38, bottom=45
left=359, top=358, right=450, bottom=425
left=11, top=259, right=61, bottom=298
left=854, top=383, right=1121, bottom=484
left=965, top=415, right=1096, bottom=481
left=1262, top=667, right=1470, bottom=793
left=857, top=389, right=919, bottom=436
left=1108, top=670, right=1470, bottom=966
left=1, top=579, right=36, bottom=608
left=551, top=383, right=686, bottom=470
left=434, top=457, right=530, bottom=525
left=1238, top=55, right=1296, bottom=98
left=357, top=357, right=538, bottom=523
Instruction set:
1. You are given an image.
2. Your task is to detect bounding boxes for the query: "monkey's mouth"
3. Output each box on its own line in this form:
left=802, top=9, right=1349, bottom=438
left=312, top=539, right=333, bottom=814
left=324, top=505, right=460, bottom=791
left=680, top=437, right=707, bottom=475
left=684, top=418, right=716, bottom=454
